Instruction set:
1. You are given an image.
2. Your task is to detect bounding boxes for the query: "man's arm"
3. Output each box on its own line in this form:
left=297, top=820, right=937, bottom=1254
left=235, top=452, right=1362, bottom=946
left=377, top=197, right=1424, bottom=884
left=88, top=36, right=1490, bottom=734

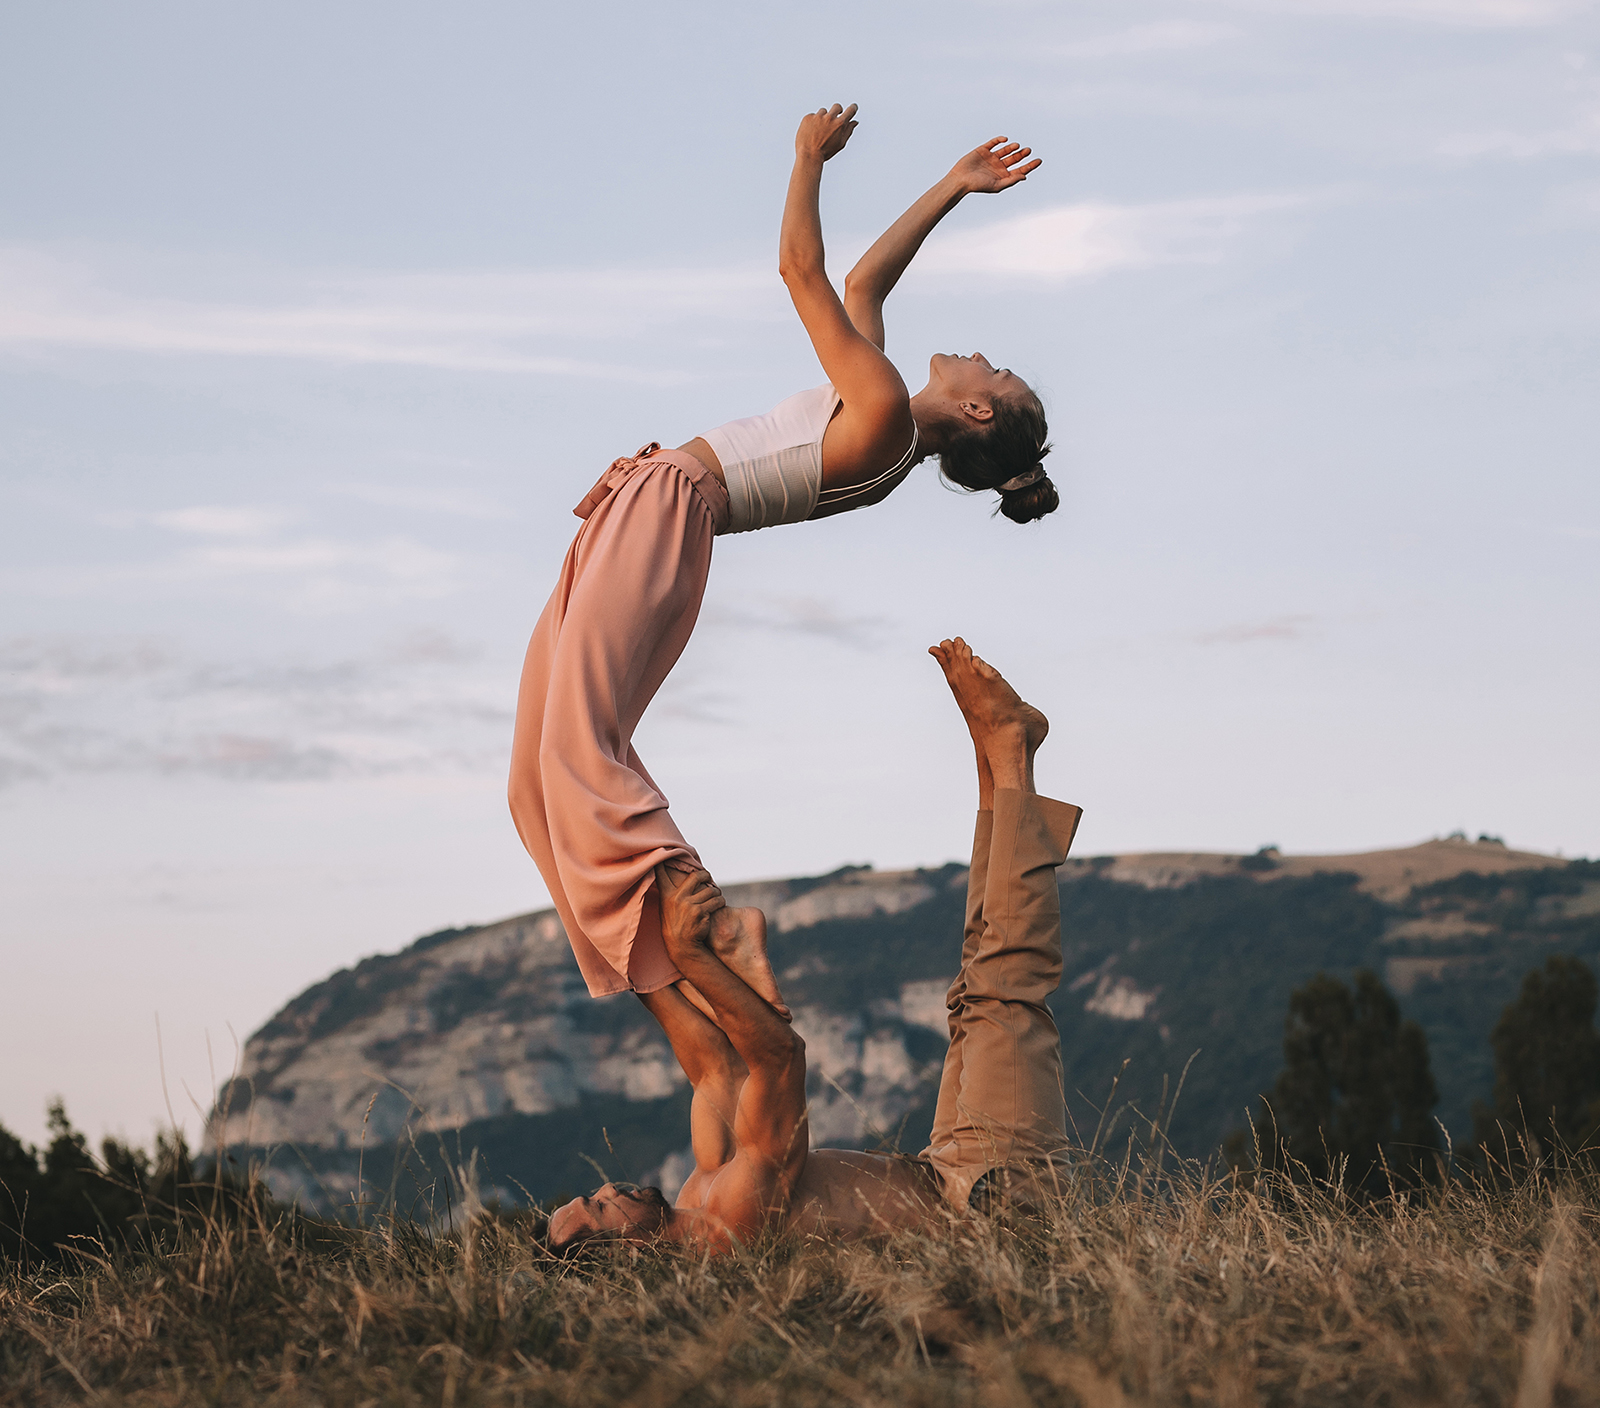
left=655, top=867, right=809, bottom=1245
left=842, top=138, right=1042, bottom=350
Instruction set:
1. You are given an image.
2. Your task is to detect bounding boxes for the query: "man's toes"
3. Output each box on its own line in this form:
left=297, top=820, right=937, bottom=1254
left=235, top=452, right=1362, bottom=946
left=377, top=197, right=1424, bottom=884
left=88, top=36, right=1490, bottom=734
left=931, top=647, right=965, bottom=692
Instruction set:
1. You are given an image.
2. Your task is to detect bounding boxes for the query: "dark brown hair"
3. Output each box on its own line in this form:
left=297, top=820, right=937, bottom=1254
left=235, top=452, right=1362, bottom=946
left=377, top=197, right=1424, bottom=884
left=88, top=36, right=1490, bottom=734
left=938, top=392, right=1058, bottom=524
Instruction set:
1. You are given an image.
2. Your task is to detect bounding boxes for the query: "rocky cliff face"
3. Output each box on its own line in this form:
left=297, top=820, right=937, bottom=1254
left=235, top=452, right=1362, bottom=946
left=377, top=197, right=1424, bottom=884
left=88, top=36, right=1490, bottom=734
left=217, top=864, right=963, bottom=1203
left=216, top=838, right=1594, bottom=1211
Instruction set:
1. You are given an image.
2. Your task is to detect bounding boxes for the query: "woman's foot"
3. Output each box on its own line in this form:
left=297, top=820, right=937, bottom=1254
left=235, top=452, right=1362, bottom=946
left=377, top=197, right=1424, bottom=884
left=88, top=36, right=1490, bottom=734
left=708, top=905, right=792, bottom=1022
left=658, top=856, right=791, bottom=1021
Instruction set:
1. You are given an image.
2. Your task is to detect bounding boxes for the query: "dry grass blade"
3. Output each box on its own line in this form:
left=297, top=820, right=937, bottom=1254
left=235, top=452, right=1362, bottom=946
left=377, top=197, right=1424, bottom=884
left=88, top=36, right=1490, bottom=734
left=1, top=1156, right=1598, bottom=1405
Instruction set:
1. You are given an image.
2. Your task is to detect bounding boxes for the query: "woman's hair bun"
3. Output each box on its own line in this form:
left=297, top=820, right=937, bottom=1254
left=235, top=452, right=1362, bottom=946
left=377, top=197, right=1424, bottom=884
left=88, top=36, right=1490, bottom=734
left=997, top=470, right=1059, bottom=525
left=937, top=389, right=1060, bottom=525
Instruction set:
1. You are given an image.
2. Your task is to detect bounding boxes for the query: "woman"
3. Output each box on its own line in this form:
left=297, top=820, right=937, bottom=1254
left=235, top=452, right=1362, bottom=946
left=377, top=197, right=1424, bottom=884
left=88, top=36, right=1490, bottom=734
left=509, top=104, right=1056, bottom=1016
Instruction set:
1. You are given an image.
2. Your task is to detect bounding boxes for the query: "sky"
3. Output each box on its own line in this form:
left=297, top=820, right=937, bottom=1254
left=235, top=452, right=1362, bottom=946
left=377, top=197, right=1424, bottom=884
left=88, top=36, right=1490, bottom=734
left=2, top=0, right=1597, bottom=1149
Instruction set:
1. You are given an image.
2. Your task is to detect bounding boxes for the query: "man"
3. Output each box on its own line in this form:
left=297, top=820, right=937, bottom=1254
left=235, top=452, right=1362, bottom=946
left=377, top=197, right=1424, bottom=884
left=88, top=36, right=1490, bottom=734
left=548, top=638, right=1083, bottom=1251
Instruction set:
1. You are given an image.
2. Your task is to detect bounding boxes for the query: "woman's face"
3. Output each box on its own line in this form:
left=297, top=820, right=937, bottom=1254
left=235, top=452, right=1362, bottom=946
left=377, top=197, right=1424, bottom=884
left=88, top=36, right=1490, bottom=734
left=930, top=351, right=1030, bottom=408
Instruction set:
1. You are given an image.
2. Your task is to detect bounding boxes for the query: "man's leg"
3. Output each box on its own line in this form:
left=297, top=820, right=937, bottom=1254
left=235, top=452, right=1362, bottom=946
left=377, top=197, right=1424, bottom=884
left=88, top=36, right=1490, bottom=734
left=920, top=639, right=1082, bottom=1209
left=925, top=810, right=990, bottom=1158
left=925, top=678, right=997, bottom=1156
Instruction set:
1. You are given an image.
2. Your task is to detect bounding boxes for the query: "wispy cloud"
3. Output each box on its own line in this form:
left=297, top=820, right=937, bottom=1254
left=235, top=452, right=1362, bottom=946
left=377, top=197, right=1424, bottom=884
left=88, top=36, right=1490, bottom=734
left=1549, top=181, right=1600, bottom=222
left=175, top=537, right=458, bottom=596
left=1441, top=102, right=1600, bottom=159
left=1196, top=614, right=1318, bottom=645
left=915, top=193, right=1333, bottom=281
left=35, top=503, right=465, bottom=612
left=0, top=246, right=782, bottom=380
left=321, top=483, right=506, bottom=521
left=1049, top=21, right=1237, bottom=58
left=703, top=595, right=886, bottom=649
left=1529, top=521, right=1600, bottom=541
left=1197, top=0, right=1596, bottom=25
left=0, top=631, right=509, bottom=787
left=650, top=674, right=739, bottom=727
left=0, top=195, right=1329, bottom=377
left=149, top=506, right=288, bottom=537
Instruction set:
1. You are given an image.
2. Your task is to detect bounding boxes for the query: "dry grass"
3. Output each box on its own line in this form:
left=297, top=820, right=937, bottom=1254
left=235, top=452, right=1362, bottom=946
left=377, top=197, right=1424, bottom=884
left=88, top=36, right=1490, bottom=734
left=3, top=1159, right=1599, bottom=1407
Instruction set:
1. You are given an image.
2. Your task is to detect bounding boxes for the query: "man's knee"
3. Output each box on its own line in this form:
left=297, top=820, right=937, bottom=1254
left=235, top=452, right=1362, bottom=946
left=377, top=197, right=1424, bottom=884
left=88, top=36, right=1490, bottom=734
left=947, top=966, right=1062, bottom=1011
left=970, top=1157, right=1073, bottom=1222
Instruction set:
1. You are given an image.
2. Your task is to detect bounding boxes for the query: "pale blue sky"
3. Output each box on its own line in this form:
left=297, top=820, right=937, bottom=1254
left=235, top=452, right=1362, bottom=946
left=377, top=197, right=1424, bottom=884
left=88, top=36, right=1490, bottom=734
left=2, top=0, right=1597, bottom=1146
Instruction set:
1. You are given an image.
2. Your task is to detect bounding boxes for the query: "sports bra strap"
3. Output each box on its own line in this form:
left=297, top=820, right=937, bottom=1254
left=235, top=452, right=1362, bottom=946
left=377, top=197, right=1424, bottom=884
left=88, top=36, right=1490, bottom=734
left=814, top=424, right=920, bottom=506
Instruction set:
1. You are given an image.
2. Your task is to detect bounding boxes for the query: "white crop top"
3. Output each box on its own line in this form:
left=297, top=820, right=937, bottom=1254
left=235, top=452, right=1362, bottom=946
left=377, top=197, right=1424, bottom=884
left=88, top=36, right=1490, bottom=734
left=701, top=384, right=919, bottom=536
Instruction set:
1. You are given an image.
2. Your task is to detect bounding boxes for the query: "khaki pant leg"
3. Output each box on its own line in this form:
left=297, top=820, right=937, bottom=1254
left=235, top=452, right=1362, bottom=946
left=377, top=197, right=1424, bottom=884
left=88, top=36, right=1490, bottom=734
left=921, top=789, right=1082, bottom=1207
left=926, top=810, right=993, bottom=1154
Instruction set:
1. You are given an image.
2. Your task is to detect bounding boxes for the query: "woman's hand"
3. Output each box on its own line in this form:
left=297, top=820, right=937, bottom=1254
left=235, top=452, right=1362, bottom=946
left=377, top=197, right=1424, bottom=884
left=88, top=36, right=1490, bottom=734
left=949, top=137, right=1041, bottom=195
left=795, top=103, right=859, bottom=162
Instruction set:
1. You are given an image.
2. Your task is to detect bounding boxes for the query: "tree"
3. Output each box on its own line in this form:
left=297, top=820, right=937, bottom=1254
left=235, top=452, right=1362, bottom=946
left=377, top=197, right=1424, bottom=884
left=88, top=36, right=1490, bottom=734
left=1, top=1101, right=127, bottom=1264
left=0, top=1102, right=211, bottom=1266
left=0, top=1120, right=45, bottom=1263
left=1237, top=969, right=1440, bottom=1196
left=1472, top=954, right=1600, bottom=1164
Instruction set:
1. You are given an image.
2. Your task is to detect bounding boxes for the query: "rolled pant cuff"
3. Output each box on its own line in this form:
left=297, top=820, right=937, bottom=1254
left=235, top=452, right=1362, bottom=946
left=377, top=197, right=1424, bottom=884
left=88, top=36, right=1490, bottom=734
left=991, top=789, right=1082, bottom=868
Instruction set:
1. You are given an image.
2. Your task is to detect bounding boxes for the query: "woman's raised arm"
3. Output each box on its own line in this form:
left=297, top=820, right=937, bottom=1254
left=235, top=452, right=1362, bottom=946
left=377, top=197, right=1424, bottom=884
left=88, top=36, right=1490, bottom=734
left=777, top=105, right=909, bottom=425
left=843, top=138, right=1042, bottom=350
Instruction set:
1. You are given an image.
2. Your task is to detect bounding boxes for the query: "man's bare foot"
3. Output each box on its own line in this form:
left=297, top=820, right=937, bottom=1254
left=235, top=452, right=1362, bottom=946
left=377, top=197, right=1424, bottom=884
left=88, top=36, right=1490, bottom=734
left=929, top=637, right=1048, bottom=789
left=707, top=905, right=793, bottom=1022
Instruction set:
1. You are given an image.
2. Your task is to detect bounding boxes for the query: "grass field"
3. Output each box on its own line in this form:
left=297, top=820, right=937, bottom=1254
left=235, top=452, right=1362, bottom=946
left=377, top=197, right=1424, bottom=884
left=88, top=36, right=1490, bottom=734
left=4, top=1156, right=1598, bottom=1407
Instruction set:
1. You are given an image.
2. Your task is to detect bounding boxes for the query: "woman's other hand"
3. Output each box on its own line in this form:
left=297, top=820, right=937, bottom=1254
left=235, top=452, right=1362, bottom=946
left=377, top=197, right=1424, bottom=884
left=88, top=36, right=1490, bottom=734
left=949, top=136, right=1041, bottom=194
left=795, top=103, right=859, bottom=162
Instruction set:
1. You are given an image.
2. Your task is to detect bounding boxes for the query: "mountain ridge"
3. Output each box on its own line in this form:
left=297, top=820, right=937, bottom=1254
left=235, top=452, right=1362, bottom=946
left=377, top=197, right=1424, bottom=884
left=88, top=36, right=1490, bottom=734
left=214, top=836, right=1596, bottom=1210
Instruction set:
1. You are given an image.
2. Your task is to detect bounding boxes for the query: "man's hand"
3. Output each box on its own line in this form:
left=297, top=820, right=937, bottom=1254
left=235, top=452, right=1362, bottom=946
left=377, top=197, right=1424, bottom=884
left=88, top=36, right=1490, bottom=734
left=656, top=862, right=725, bottom=966
left=795, top=103, right=859, bottom=163
left=948, top=136, right=1041, bottom=195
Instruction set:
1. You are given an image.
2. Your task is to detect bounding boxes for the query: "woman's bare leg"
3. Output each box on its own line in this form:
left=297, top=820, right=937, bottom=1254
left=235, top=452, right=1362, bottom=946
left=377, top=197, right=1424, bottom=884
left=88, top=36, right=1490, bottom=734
left=637, top=983, right=748, bottom=1198
left=706, top=905, right=790, bottom=1021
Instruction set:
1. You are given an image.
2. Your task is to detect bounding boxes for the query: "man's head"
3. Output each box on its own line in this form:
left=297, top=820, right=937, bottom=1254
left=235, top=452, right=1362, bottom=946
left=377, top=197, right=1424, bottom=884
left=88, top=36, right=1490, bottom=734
left=548, top=1182, right=673, bottom=1252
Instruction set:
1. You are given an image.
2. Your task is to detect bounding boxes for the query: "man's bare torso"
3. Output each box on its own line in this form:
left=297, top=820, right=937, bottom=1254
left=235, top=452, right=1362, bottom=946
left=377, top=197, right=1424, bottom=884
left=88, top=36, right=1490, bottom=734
left=674, top=1147, right=943, bottom=1241
left=784, top=1149, right=945, bottom=1237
